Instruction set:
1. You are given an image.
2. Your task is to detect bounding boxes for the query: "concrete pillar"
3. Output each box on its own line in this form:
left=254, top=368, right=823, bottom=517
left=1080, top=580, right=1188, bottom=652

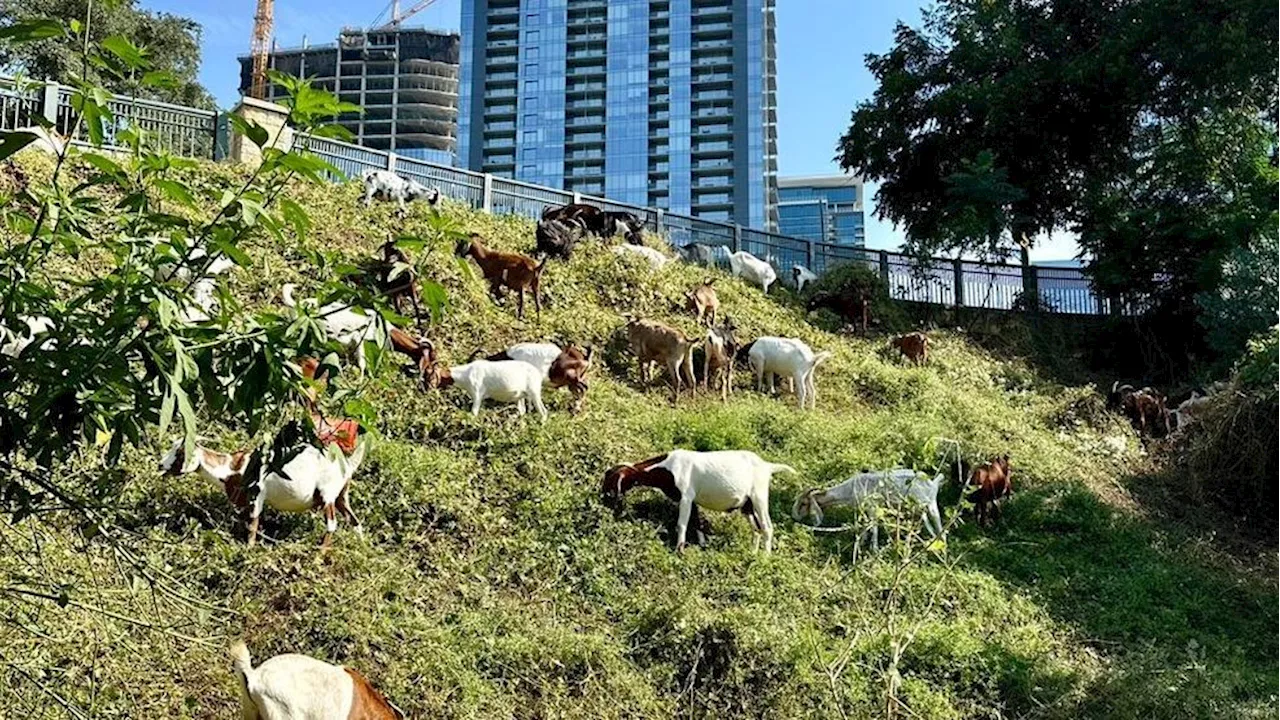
left=228, top=96, right=294, bottom=167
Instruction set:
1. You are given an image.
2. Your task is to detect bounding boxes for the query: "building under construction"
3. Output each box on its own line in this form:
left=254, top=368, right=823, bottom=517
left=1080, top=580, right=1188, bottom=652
left=238, top=27, right=460, bottom=164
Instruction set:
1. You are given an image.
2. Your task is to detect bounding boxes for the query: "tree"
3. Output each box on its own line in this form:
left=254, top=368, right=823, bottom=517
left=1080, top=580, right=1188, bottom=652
left=838, top=0, right=1277, bottom=361
left=0, top=0, right=213, bottom=108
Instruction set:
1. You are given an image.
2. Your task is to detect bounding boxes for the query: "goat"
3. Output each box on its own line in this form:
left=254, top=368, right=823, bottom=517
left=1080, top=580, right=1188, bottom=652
left=388, top=327, right=434, bottom=385
left=535, top=218, right=581, bottom=260
left=1171, top=390, right=1214, bottom=434
left=679, top=242, right=723, bottom=268
left=229, top=641, right=402, bottom=720
left=602, top=449, right=795, bottom=552
left=159, top=429, right=368, bottom=547
left=548, top=343, right=594, bottom=414
left=728, top=251, right=777, bottom=293
left=625, top=318, right=697, bottom=402
left=456, top=234, right=548, bottom=320
left=604, top=210, right=645, bottom=244
left=484, top=342, right=563, bottom=379
left=281, top=284, right=384, bottom=371
left=892, top=332, right=929, bottom=365
left=702, top=317, right=739, bottom=401
left=1109, top=382, right=1173, bottom=438
left=967, top=455, right=1013, bottom=527
left=792, top=469, right=945, bottom=553
left=611, top=243, right=669, bottom=269
left=358, top=238, right=422, bottom=320
left=421, top=340, right=548, bottom=422
left=361, top=168, right=440, bottom=212
left=297, top=356, right=361, bottom=456
left=747, top=336, right=832, bottom=409
left=684, top=278, right=719, bottom=326
left=792, top=265, right=818, bottom=292
left=807, top=289, right=871, bottom=334
left=542, top=203, right=603, bottom=233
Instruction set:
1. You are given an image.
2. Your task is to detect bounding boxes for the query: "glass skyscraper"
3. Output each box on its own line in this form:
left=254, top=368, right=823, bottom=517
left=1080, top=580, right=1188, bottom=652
left=777, top=174, right=865, bottom=247
left=459, top=0, right=778, bottom=230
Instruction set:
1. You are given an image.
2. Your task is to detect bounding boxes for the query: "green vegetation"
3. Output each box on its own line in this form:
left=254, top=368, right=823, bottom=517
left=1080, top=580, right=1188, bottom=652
left=1, top=150, right=1274, bottom=718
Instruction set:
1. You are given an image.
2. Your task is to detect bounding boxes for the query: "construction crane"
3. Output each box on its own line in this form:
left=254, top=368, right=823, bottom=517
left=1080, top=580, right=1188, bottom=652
left=368, top=0, right=441, bottom=30
left=248, top=0, right=274, bottom=99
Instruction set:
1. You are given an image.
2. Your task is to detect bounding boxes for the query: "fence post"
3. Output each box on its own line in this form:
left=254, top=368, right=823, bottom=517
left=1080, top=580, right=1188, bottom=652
left=573, top=191, right=582, bottom=204
left=655, top=208, right=664, bottom=235
left=386, top=152, right=396, bottom=173
left=878, top=250, right=890, bottom=284
left=732, top=224, right=741, bottom=253
left=41, top=82, right=58, bottom=124
left=1019, top=247, right=1038, bottom=312
left=482, top=173, right=493, bottom=213
left=952, top=258, right=964, bottom=307
left=213, top=112, right=230, bottom=161
left=806, top=239, right=815, bottom=271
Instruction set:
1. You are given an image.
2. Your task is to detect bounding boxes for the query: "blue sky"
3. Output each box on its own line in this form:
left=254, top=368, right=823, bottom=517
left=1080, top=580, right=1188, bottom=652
left=143, top=0, right=1077, bottom=260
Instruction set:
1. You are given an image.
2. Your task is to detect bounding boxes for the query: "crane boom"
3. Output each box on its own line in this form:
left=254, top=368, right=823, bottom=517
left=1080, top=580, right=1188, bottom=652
left=371, top=0, right=439, bottom=29
left=249, top=0, right=274, bottom=99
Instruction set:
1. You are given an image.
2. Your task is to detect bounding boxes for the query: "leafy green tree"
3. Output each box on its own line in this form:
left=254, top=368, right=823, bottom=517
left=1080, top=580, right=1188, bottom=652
left=838, top=0, right=1277, bottom=362
left=0, top=0, right=213, bottom=108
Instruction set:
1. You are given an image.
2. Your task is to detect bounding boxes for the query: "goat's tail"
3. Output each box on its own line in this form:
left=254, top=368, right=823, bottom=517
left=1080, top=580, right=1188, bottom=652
left=581, top=346, right=596, bottom=377
left=810, top=351, right=833, bottom=369
left=229, top=641, right=257, bottom=715
left=770, top=463, right=798, bottom=476
left=344, top=438, right=370, bottom=479
left=280, top=283, right=298, bottom=308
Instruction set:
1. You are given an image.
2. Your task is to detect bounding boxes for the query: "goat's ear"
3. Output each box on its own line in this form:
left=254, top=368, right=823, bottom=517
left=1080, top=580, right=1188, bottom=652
left=704, top=277, right=714, bottom=286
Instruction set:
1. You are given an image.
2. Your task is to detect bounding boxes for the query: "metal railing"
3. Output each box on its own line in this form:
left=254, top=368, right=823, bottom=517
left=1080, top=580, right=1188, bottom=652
left=0, top=72, right=1115, bottom=316
left=1, top=75, right=218, bottom=158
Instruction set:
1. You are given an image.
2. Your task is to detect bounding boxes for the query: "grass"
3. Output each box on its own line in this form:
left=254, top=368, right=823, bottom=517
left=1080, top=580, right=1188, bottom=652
left=0, top=154, right=1275, bottom=719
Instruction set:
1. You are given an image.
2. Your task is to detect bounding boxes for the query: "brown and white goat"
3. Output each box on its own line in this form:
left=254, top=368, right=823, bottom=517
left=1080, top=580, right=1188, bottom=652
left=967, top=455, right=1013, bottom=527
left=625, top=318, right=697, bottom=402
left=1115, top=384, right=1171, bottom=439
left=548, top=343, right=594, bottom=414
left=455, top=233, right=548, bottom=319
left=297, top=356, right=360, bottom=456
left=230, top=641, right=403, bottom=719
left=892, top=332, right=929, bottom=365
left=684, top=278, right=719, bottom=326
left=703, top=318, right=738, bottom=401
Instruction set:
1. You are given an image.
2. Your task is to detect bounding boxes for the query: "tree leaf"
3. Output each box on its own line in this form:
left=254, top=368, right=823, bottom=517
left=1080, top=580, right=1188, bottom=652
left=228, top=115, right=269, bottom=148
left=101, top=35, right=148, bottom=71
left=309, top=123, right=355, bottom=142
left=279, top=197, right=311, bottom=240
left=0, top=19, right=65, bottom=42
left=158, top=385, right=175, bottom=437
left=153, top=178, right=195, bottom=207
left=0, top=131, right=38, bottom=161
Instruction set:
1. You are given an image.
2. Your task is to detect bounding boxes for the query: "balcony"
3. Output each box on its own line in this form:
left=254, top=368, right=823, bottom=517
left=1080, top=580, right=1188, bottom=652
left=567, top=99, right=605, bottom=110
left=566, top=114, right=605, bottom=127
left=567, top=65, right=607, bottom=77
left=694, top=107, right=732, bottom=118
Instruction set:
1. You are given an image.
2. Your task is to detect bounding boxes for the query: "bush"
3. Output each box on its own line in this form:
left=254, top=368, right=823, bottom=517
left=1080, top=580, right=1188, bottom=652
left=806, top=261, right=906, bottom=332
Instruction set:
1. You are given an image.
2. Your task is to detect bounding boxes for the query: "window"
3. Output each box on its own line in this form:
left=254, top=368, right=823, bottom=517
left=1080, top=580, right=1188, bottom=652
left=524, top=96, right=538, bottom=110
left=524, top=79, right=539, bottom=93
left=526, top=46, right=539, bottom=59
left=526, top=30, right=540, bottom=42
left=523, top=114, right=538, bottom=126
left=525, top=63, right=540, bottom=75
left=522, top=164, right=537, bottom=175
left=523, top=130, right=537, bottom=143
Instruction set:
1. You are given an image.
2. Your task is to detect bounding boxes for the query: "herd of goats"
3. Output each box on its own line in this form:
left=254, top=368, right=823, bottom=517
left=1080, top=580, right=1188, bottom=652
left=9, top=169, right=1186, bottom=718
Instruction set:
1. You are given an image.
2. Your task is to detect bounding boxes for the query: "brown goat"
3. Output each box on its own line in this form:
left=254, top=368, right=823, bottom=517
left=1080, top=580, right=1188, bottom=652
left=702, top=317, right=739, bottom=401
left=625, top=318, right=697, bottom=402
left=807, top=288, right=871, bottom=334
left=1121, top=387, right=1172, bottom=439
left=548, top=343, right=595, bottom=414
left=456, top=233, right=548, bottom=319
left=684, top=278, right=719, bottom=326
left=892, top=332, right=929, bottom=365
left=371, top=238, right=423, bottom=320
left=967, top=455, right=1013, bottom=527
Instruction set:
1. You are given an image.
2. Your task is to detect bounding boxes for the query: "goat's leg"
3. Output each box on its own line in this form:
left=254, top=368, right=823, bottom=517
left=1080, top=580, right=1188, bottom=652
left=320, top=503, right=337, bottom=549
left=703, top=353, right=711, bottom=394
left=675, top=496, right=695, bottom=552
left=517, top=399, right=527, bottom=415
left=516, top=288, right=525, bottom=319
left=531, top=391, right=548, bottom=423
left=667, top=358, right=680, bottom=403
left=246, top=490, right=267, bottom=546
left=471, top=393, right=484, bottom=417
left=336, top=486, right=363, bottom=535
left=533, top=279, right=541, bottom=318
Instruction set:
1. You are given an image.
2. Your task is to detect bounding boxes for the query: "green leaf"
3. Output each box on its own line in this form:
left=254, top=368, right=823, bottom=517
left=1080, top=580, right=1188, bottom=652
left=141, top=70, right=179, bottom=89
left=228, top=115, right=269, bottom=148
left=309, top=123, right=355, bottom=142
left=209, top=240, right=251, bottom=268
left=153, top=179, right=195, bottom=207
left=158, top=386, right=175, bottom=437
left=421, top=280, right=448, bottom=323
left=0, top=19, right=65, bottom=42
left=279, top=197, right=311, bottom=240
left=101, top=35, right=148, bottom=71
left=0, top=131, right=38, bottom=161
left=81, top=152, right=125, bottom=177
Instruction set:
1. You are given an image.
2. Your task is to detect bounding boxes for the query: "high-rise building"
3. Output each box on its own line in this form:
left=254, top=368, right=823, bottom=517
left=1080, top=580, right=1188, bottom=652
left=777, top=174, right=865, bottom=247
left=459, top=0, right=778, bottom=230
left=239, top=27, right=461, bottom=164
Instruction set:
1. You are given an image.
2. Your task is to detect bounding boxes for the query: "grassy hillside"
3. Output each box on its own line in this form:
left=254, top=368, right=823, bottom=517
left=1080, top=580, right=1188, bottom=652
left=1, top=155, right=1275, bottom=719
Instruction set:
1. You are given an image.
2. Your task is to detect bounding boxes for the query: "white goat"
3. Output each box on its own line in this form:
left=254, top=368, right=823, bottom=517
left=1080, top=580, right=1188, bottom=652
left=603, top=449, right=796, bottom=552
left=426, top=353, right=548, bottom=423
left=361, top=168, right=440, bottom=212
left=485, top=342, right=562, bottom=380
left=229, top=642, right=402, bottom=719
left=159, top=436, right=368, bottom=546
left=611, top=243, right=669, bottom=269
left=0, top=315, right=55, bottom=358
left=1171, top=390, right=1215, bottom=434
left=281, top=283, right=383, bottom=370
left=792, top=265, right=818, bottom=292
left=747, top=336, right=832, bottom=409
left=728, top=251, right=777, bottom=292
left=792, top=468, right=945, bottom=553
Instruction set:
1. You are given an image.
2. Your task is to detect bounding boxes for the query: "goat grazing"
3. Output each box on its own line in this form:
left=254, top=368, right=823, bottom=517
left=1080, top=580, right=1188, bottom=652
left=792, top=469, right=945, bottom=552
left=612, top=243, right=669, bottom=269
left=892, top=332, right=929, bottom=365
left=625, top=318, right=697, bottom=402
left=484, top=342, right=563, bottom=379
left=792, top=265, right=818, bottom=292
left=358, top=238, right=423, bottom=320
left=967, top=455, right=1013, bottom=527
left=282, top=284, right=384, bottom=370
left=535, top=218, right=581, bottom=260
left=702, top=318, right=739, bottom=401
left=602, top=449, right=795, bottom=552
left=684, top=278, right=719, bottom=326
left=456, top=234, right=548, bottom=319
left=679, top=242, right=724, bottom=268
left=159, top=430, right=369, bottom=547
left=747, top=336, right=832, bottom=409
left=807, top=288, right=871, bottom=334
left=548, top=343, right=594, bottom=414
left=604, top=210, right=645, bottom=244
left=421, top=340, right=548, bottom=422
left=229, top=641, right=402, bottom=720
left=728, top=251, right=777, bottom=293
left=361, top=169, right=440, bottom=212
